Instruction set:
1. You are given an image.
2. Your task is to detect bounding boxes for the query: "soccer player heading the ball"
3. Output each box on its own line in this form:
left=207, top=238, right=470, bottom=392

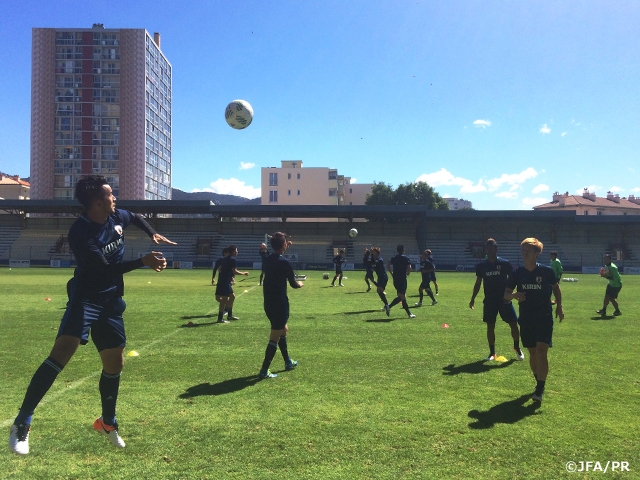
left=259, top=232, right=303, bottom=379
left=596, top=254, right=622, bottom=317
left=504, top=238, right=563, bottom=404
left=9, top=175, right=176, bottom=455
left=386, top=245, right=415, bottom=318
left=469, top=238, right=524, bottom=362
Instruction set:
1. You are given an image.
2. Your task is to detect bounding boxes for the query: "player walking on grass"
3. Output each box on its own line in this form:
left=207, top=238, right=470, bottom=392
left=386, top=245, right=415, bottom=318
left=427, top=250, right=439, bottom=295
left=504, top=238, right=563, bottom=404
left=259, top=232, right=303, bottom=379
left=363, top=248, right=377, bottom=292
left=469, top=238, right=524, bottom=361
left=370, top=247, right=390, bottom=314
left=415, top=250, right=437, bottom=307
left=331, top=249, right=346, bottom=286
left=596, top=254, right=622, bottom=317
left=9, top=175, right=175, bottom=455
left=259, top=243, right=269, bottom=286
left=215, top=245, right=248, bottom=323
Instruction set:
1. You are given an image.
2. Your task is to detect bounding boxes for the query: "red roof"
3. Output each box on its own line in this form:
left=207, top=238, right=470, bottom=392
left=534, top=194, right=640, bottom=210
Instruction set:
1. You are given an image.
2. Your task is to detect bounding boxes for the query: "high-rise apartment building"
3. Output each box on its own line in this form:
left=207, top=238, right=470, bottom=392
left=31, top=24, right=172, bottom=200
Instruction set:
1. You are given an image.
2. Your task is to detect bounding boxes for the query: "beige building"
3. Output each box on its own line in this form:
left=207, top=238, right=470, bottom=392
left=534, top=189, right=640, bottom=215
left=0, top=174, right=30, bottom=200
left=31, top=24, right=171, bottom=201
left=444, top=197, right=472, bottom=210
left=260, top=161, right=373, bottom=221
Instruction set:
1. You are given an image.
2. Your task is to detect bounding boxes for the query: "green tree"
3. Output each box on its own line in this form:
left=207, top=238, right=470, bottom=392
left=365, top=181, right=448, bottom=222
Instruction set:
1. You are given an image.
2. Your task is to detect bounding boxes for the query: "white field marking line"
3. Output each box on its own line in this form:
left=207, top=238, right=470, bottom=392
left=1, top=285, right=260, bottom=428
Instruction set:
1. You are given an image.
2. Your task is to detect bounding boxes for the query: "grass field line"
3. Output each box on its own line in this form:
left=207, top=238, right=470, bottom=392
left=1, top=284, right=260, bottom=429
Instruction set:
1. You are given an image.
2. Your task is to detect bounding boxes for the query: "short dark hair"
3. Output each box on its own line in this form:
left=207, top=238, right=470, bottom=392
left=550, top=250, right=558, bottom=256
left=485, top=238, right=497, bottom=247
left=339, top=249, right=345, bottom=254
left=227, top=245, right=237, bottom=253
left=75, top=175, right=108, bottom=208
left=222, top=247, right=229, bottom=255
left=270, top=232, right=286, bottom=250
left=397, top=245, right=405, bottom=254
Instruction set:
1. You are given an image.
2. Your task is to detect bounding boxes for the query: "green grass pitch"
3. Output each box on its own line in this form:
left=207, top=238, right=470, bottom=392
left=1, top=268, right=638, bottom=479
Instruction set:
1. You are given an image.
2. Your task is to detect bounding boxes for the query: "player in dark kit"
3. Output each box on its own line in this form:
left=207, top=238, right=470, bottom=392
left=469, top=238, right=524, bottom=361
left=215, top=245, right=249, bottom=323
left=426, top=250, right=439, bottom=295
left=259, top=243, right=269, bottom=286
left=331, top=249, right=346, bottom=287
left=505, top=238, right=563, bottom=404
left=259, top=232, right=303, bottom=379
left=211, top=247, right=229, bottom=285
left=386, top=245, right=415, bottom=318
left=371, top=248, right=391, bottom=315
left=363, top=248, right=377, bottom=292
left=9, top=176, right=175, bottom=455
left=415, top=250, right=437, bottom=307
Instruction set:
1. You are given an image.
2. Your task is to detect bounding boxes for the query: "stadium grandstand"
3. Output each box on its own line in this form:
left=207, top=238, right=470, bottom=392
left=1, top=199, right=640, bottom=272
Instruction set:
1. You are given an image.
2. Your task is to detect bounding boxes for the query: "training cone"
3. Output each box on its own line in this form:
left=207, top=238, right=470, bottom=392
left=244, top=289, right=249, bottom=293
left=495, top=355, right=508, bottom=362
left=442, top=323, right=449, bottom=328
left=127, top=350, right=139, bottom=357
left=45, top=297, right=51, bottom=301
left=187, top=321, right=194, bottom=327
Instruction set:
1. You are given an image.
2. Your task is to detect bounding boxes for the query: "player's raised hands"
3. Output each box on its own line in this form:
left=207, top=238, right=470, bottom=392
left=141, top=251, right=167, bottom=272
left=152, top=233, right=177, bottom=246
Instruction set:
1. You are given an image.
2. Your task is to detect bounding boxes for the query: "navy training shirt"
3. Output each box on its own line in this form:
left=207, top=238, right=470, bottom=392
left=69, top=208, right=155, bottom=299
left=389, top=254, right=411, bottom=281
left=218, top=256, right=236, bottom=285
left=420, top=258, right=435, bottom=282
left=506, top=264, right=557, bottom=318
left=476, top=256, right=513, bottom=303
left=333, top=255, right=345, bottom=271
left=263, top=253, right=301, bottom=307
left=373, top=257, right=388, bottom=282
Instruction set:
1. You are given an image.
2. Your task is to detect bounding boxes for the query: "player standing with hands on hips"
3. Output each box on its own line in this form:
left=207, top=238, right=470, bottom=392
left=9, top=175, right=175, bottom=455
left=259, top=232, right=303, bottom=379
left=504, top=238, right=563, bottom=404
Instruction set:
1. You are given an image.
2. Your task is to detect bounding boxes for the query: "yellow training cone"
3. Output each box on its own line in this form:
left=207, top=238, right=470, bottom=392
left=127, top=350, right=139, bottom=357
left=495, top=355, right=508, bottom=362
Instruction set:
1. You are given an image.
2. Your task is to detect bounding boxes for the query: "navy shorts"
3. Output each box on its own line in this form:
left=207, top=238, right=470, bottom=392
left=264, top=301, right=289, bottom=330
left=58, top=297, right=127, bottom=351
left=431, top=272, right=437, bottom=282
left=606, top=285, right=622, bottom=299
left=365, top=269, right=374, bottom=279
left=393, top=277, right=407, bottom=295
left=377, top=277, right=388, bottom=289
left=518, top=315, right=553, bottom=348
left=483, top=300, right=518, bottom=324
left=335, top=268, right=343, bottom=275
left=215, top=283, right=233, bottom=297
left=419, top=279, right=432, bottom=290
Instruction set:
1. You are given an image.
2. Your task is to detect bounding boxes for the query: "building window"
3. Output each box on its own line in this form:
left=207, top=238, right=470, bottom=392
left=584, top=211, right=589, bottom=215
left=288, top=190, right=291, bottom=196
left=349, top=188, right=352, bottom=194
left=288, top=173, right=291, bottom=179
left=328, top=170, right=337, bottom=180
left=269, top=172, right=278, bottom=186
left=269, top=190, right=278, bottom=203
left=597, top=211, right=602, bottom=216
left=329, top=188, right=337, bottom=197
left=297, top=190, right=300, bottom=196
left=297, top=173, right=300, bottom=179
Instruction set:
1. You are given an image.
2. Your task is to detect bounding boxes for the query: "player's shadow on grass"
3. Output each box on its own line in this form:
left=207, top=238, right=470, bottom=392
left=179, top=375, right=261, bottom=398
left=342, top=309, right=384, bottom=315
left=442, top=359, right=515, bottom=376
left=467, top=394, right=541, bottom=429
left=345, top=291, right=370, bottom=295
left=181, top=314, right=216, bottom=320
left=591, top=315, right=614, bottom=320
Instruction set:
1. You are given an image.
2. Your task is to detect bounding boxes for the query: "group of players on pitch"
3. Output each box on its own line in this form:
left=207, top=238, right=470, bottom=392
left=8, top=175, right=622, bottom=456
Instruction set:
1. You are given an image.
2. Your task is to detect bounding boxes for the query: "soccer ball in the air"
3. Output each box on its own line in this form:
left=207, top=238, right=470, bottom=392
left=225, top=100, right=253, bottom=130
left=349, top=228, right=358, bottom=238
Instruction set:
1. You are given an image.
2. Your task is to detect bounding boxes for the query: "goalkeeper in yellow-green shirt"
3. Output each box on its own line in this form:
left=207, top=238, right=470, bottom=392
left=596, top=254, right=622, bottom=317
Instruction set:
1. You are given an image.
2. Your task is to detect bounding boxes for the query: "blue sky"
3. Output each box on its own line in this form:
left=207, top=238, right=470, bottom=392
left=1, top=0, right=639, bottom=209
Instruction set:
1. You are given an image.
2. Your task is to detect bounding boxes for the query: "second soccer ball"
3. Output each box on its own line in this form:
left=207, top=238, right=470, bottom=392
left=348, top=228, right=358, bottom=238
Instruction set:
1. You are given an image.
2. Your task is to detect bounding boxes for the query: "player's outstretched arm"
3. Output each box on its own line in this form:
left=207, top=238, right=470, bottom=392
left=141, top=251, right=167, bottom=272
left=151, top=233, right=177, bottom=246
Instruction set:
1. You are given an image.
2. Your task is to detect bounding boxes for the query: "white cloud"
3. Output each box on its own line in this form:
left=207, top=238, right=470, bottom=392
left=350, top=178, right=357, bottom=183
left=532, top=184, right=549, bottom=194
left=521, top=197, right=549, bottom=207
left=495, top=191, right=518, bottom=199
left=509, top=184, right=520, bottom=192
left=561, top=132, right=567, bottom=137
left=608, top=186, right=622, bottom=193
left=193, top=178, right=261, bottom=199
left=540, top=124, right=551, bottom=134
left=240, top=162, right=256, bottom=170
left=474, top=119, right=492, bottom=128
left=632, top=187, right=640, bottom=192
left=416, top=169, right=486, bottom=193
left=485, top=167, right=538, bottom=191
